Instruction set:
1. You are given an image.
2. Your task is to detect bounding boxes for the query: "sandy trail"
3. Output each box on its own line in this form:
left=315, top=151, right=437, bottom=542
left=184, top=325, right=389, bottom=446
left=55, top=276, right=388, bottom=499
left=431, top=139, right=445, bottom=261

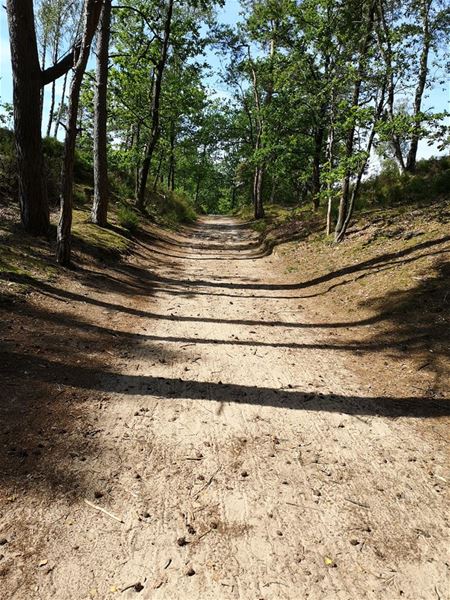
left=1, top=216, right=448, bottom=599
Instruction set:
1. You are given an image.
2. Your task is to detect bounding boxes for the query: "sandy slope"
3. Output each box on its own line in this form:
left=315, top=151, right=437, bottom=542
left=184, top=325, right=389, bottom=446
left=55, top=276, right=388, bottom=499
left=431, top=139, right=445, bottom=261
left=0, top=216, right=448, bottom=599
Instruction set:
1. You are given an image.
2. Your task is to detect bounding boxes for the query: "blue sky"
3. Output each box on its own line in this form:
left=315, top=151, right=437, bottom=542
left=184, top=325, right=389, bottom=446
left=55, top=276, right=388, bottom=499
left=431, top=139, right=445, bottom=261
left=0, top=0, right=448, bottom=158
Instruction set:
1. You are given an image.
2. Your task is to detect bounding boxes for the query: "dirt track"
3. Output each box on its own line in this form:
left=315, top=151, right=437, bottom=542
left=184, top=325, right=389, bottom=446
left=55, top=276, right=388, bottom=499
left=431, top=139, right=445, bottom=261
left=0, top=216, right=448, bottom=599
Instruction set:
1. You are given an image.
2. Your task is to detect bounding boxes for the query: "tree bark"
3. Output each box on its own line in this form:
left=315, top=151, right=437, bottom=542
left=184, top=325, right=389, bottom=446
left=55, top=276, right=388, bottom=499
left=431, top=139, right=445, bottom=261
left=335, top=3, right=376, bottom=241
left=46, top=15, right=62, bottom=138
left=153, top=150, right=164, bottom=191
left=6, top=0, right=94, bottom=236
left=405, top=0, right=431, bottom=173
left=312, top=125, right=325, bottom=211
left=325, top=114, right=335, bottom=236
left=40, top=30, right=47, bottom=125
left=167, top=122, right=176, bottom=191
left=92, top=0, right=112, bottom=227
left=54, top=71, right=68, bottom=138
left=136, top=0, right=174, bottom=209
left=253, top=166, right=264, bottom=219
left=57, top=0, right=103, bottom=266
left=375, top=0, right=406, bottom=173
left=250, top=64, right=264, bottom=219
left=6, top=0, right=49, bottom=235
left=335, top=84, right=386, bottom=242
left=270, top=177, right=276, bottom=203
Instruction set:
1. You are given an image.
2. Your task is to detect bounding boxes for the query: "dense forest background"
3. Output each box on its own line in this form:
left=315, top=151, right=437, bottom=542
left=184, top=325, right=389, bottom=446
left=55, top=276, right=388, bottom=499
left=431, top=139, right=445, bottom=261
left=1, top=0, right=449, bottom=265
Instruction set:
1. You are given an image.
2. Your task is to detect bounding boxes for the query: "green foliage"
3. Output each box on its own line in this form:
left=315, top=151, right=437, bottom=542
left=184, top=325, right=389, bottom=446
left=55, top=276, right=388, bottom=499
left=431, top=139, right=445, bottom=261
left=116, top=205, right=140, bottom=233
left=0, top=128, right=16, bottom=197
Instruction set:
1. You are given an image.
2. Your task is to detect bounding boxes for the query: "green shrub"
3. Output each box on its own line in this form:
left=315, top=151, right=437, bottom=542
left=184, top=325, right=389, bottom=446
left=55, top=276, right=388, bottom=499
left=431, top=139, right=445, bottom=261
left=431, top=169, right=450, bottom=195
left=359, top=155, right=450, bottom=208
left=167, top=190, right=197, bottom=223
left=117, top=205, right=139, bottom=233
left=42, top=136, right=64, bottom=205
left=74, top=149, right=94, bottom=185
left=146, top=188, right=196, bottom=226
left=0, top=128, right=17, bottom=197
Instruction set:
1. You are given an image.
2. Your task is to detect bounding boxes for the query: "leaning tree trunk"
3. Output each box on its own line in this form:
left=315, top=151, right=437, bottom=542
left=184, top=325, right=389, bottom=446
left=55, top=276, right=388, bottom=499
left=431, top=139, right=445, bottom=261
left=92, top=0, right=112, bottom=227
left=46, top=26, right=61, bottom=138
left=57, top=0, right=103, bottom=266
left=54, top=71, right=68, bottom=138
left=6, top=0, right=49, bottom=235
left=335, top=84, right=386, bottom=242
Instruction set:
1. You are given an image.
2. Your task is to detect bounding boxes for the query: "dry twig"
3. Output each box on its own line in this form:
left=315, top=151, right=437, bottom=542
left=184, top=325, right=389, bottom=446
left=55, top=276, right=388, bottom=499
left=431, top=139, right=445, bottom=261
left=84, top=499, right=124, bottom=523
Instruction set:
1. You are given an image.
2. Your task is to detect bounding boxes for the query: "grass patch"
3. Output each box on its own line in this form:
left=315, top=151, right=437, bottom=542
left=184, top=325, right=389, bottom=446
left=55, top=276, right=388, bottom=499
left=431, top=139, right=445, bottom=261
left=0, top=244, right=56, bottom=280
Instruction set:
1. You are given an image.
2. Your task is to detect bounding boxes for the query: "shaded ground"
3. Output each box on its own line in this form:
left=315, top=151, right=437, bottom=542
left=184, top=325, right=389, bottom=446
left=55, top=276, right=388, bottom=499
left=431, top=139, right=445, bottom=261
left=0, top=215, right=449, bottom=600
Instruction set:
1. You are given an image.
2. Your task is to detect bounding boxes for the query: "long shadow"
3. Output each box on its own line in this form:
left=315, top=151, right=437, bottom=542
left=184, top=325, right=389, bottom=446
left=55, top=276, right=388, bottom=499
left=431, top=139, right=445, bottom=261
left=0, top=296, right=180, bottom=497
left=134, top=227, right=309, bottom=262
left=1, top=350, right=448, bottom=418
left=363, top=259, right=450, bottom=384
left=0, top=270, right=405, bottom=334
left=1, top=220, right=448, bottom=500
left=139, top=235, right=450, bottom=291
left=137, top=226, right=261, bottom=253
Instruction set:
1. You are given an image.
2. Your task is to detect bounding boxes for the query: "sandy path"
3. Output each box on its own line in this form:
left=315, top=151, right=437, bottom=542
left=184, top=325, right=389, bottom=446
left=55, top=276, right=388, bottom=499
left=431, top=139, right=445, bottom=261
left=1, top=216, right=448, bottom=599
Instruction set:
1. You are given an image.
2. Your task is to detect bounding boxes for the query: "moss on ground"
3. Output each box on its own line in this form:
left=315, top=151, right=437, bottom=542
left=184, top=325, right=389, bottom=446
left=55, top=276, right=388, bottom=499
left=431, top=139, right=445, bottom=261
left=71, top=208, right=131, bottom=255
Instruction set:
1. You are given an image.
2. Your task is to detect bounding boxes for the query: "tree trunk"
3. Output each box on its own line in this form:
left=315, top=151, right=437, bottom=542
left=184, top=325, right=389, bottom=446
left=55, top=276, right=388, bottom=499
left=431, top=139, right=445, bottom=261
left=167, top=122, right=176, bottom=191
left=134, top=122, right=141, bottom=198
left=7, top=0, right=92, bottom=235
left=335, top=3, right=375, bottom=241
left=153, top=150, right=164, bottom=191
left=335, top=84, right=386, bottom=242
left=194, top=178, right=201, bottom=205
left=325, top=123, right=335, bottom=236
left=270, top=178, right=276, bottom=203
left=253, top=165, right=264, bottom=219
left=311, top=125, right=324, bottom=211
left=92, top=0, right=112, bottom=227
left=406, top=0, right=431, bottom=173
left=46, top=24, right=61, bottom=138
left=325, top=81, right=337, bottom=235
left=171, top=164, right=175, bottom=191
left=54, top=71, right=68, bottom=138
left=40, top=31, right=47, bottom=125
left=375, top=0, right=406, bottom=173
left=230, top=185, right=237, bottom=209
left=6, top=0, right=49, bottom=235
left=46, top=80, right=57, bottom=138
left=57, top=0, right=103, bottom=266
left=136, top=0, right=174, bottom=209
